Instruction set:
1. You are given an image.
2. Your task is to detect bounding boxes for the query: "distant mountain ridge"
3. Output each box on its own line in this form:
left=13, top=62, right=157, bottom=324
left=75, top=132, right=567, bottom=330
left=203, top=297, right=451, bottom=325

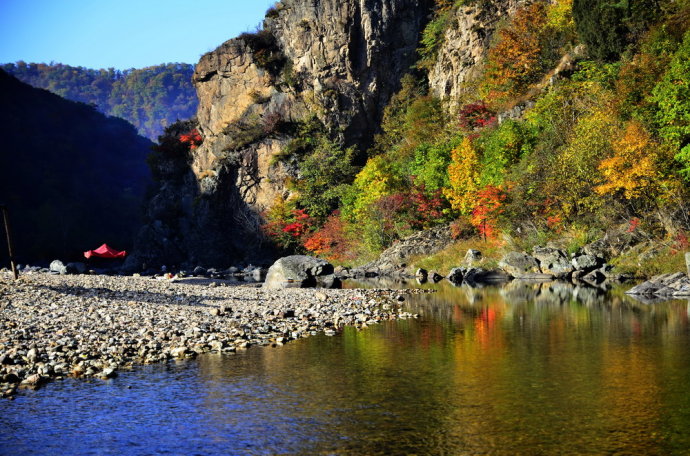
left=1, top=62, right=198, bottom=140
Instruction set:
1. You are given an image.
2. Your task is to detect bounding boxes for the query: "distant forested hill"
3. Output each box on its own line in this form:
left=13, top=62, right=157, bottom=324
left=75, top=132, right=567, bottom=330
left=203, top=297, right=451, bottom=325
left=0, top=69, right=153, bottom=264
left=1, top=62, right=197, bottom=140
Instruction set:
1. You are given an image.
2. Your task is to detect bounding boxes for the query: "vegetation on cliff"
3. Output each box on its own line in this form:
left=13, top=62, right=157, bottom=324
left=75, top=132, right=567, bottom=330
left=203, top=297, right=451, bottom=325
left=1, top=62, right=197, bottom=140
left=259, top=0, right=690, bottom=272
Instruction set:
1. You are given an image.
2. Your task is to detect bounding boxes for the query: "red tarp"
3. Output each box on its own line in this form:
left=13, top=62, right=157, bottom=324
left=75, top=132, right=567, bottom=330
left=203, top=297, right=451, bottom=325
left=84, top=244, right=127, bottom=259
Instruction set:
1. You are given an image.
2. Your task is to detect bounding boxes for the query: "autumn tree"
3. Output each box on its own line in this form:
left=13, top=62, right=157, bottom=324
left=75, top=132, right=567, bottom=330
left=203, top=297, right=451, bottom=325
left=444, top=137, right=480, bottom=214
left=303, top=212, right=355, bottom=262
left=470, top=185, right=507, bottom=239
left=596, top=121, right=664, bottom=200
left=482, top=3, right=548, bottom=104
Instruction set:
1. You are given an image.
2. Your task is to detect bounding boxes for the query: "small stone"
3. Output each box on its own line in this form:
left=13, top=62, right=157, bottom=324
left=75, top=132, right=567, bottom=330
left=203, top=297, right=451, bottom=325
left=100, top=367, right=117, bottom=379
left=170, top=347, right=188, bottom=358
left=21, top=373, right=43, bottom=387
left=464, top=249, right=482, bottom=265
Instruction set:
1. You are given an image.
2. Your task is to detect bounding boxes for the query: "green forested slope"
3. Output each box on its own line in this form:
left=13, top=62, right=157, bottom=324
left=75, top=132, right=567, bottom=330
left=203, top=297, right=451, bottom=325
left=1, top=62, right=197, bottom=140
left=259, top=0, right=690, bottom=270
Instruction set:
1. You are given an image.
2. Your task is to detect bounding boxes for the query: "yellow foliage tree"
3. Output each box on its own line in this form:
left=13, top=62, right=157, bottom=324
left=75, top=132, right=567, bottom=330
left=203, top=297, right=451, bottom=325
left=596, top=121, right=664, bottom=200
left=444, top=137, right=480, bottom=214
left=342, top=155, right=402, bottom=221
left=548, top=106, right=616, bottom=217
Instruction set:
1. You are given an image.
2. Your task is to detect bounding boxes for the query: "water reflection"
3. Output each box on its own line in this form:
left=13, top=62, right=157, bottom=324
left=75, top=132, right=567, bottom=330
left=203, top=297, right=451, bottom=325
left=2, top=281, right=690, bottom=455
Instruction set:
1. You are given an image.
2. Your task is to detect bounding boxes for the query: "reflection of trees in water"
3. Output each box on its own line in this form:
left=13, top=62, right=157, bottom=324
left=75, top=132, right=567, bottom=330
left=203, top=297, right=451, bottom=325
left=189, top=281, right=690, bottom=454
left=403, top=281, right=690, bottom=338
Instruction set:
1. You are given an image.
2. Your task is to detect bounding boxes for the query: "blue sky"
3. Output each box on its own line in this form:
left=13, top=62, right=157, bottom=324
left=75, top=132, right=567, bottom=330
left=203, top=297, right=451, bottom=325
left=0, top=0, right=276, bottom=69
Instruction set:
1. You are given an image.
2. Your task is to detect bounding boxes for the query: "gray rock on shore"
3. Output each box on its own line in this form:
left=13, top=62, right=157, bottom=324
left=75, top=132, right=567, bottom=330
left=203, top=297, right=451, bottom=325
left=499, top=252, right=542, bottom=278
left=263, top=255, right=341, bottom=289
left=532, top=247, right=574, bottom=278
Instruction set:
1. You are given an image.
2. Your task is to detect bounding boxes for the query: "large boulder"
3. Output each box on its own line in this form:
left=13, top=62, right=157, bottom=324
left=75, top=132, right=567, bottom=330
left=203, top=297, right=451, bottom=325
left=498, top=252, right=541, bottom=278
left=263, top=255, right=340, bottom=289
left=571, top=254, right=599, bottom=271
left=49, top=260, right=68, bottom=275
left=532, top=246, right=574, bottom=278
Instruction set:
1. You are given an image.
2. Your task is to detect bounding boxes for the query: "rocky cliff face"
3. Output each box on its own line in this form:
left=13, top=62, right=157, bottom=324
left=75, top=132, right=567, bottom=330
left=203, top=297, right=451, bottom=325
left=128, top=0, right=434, bottom=269
left=429, top=0, right=526, bottom=113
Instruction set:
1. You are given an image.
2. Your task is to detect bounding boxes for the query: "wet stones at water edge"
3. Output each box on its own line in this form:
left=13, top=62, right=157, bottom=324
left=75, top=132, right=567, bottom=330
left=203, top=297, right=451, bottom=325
left=0, top=273, right=417, bottom=399
left=446, top=267, right=511, bottom=286
left=498, top=252, right=543, bottom=279
left=497, top=247, right=621, bottom=283
left=626, top=272, right=690, bottom=298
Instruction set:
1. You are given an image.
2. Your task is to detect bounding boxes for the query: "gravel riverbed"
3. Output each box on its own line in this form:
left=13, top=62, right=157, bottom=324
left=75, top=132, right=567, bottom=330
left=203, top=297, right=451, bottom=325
left=0, top=272, right=420, bottom=399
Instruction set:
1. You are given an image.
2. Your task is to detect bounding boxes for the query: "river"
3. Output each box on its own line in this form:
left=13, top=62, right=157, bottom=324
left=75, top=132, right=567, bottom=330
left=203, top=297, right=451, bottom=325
left=2, top=280, right=690, bottom=455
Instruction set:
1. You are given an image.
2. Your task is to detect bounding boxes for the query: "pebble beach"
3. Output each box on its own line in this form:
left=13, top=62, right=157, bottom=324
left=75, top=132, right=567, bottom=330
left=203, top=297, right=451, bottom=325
left=0, top=271, right=418, bottom=399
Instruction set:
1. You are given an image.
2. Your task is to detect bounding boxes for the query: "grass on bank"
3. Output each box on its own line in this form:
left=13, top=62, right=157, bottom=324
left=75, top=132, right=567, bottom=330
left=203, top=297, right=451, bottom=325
left=610, top=244, right=687, bottom=279
left=408, top=238, right=502, bottom=274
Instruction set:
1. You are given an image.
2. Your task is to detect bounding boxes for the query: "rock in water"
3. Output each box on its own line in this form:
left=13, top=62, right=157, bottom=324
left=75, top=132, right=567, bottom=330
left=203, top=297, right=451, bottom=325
left=447, top=267, right=464, bottom=285
left=263, top=255, right=340, bottom=289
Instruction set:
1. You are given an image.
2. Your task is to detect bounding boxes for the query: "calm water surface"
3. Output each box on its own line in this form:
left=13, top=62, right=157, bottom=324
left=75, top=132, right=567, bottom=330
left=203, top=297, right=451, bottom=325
left=2, top=281, right=690, bottom=455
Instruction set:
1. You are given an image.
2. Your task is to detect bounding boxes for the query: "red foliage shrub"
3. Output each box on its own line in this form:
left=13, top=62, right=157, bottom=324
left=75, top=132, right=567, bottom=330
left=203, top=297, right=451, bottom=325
left=458, top=101, right=497, bottom=131
left=304, top=212, right=355, bottom=261
left=179, top=128, right=202, bottom=149
left=261, top=206, right=317, bottom=251
left=627, top=217, right=641, bottom=233
left=410, top=187, right=449, bottom=229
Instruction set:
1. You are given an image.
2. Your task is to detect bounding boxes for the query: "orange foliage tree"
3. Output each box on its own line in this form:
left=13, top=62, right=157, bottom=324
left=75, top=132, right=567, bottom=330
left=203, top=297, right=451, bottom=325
left=482, top=2, right=548, bottom=105
left=179, top=128, right=202, bottom=149
left=470, top=185, right=507, bottom=239
left=303, top=212, right=356, bottom=262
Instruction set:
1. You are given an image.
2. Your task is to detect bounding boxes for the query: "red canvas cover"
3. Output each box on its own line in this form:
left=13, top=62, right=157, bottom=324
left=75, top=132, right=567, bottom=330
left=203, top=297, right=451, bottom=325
left=84, top=244, right=127, bottom=259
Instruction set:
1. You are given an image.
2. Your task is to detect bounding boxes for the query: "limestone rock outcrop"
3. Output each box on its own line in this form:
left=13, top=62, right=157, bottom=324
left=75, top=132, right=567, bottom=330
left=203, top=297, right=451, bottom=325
left=428, top=0, right=526, bottom=113
left=130, top=0, right=434, bottom=269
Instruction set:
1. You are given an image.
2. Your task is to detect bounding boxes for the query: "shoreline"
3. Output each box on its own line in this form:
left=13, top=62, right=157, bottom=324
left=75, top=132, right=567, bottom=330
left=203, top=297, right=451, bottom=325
left=0, top=272, right=418, bottom=399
